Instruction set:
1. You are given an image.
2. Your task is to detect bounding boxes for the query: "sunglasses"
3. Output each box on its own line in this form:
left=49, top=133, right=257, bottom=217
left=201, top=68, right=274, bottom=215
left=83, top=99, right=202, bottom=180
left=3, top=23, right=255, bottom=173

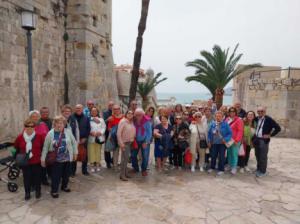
left=25, top=125, right=35, bottom=128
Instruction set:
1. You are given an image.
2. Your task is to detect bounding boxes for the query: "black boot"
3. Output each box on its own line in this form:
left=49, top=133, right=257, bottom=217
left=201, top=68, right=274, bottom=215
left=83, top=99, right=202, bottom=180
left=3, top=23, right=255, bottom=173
left=35, top=190, right=41, bottom=199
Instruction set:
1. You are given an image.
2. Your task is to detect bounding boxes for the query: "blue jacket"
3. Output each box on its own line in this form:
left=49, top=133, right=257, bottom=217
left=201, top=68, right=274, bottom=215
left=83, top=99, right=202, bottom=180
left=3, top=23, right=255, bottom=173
left=72, top=113, right=91, bottom=139
left=208, top=121, right=232, bottom=144
left=135, top=120, right=152, bottom=144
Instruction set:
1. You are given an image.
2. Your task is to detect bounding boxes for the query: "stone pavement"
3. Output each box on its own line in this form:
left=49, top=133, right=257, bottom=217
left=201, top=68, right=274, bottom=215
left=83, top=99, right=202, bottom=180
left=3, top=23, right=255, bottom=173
left=0, top=138, right=300, bottom=224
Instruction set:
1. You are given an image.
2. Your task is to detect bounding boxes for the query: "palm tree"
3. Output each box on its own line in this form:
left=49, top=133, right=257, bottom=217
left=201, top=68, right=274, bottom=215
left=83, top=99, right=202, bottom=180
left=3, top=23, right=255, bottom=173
left=138, top=72, right=167, bottom=109
left=128, top=0, right=151, bottom=106
left=185, top=44, right=262, bottom=109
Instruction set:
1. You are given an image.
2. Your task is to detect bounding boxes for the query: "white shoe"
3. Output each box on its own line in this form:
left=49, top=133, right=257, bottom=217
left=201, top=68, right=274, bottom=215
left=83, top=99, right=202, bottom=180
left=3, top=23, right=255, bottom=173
left=90, top=168, right=95, bottom=173
left=207, top=169, right=213, bottom=173
left=225, top=166, right=231, bottom=171
left=245, top=166, right=251, bottom=172
left=191, top=166, right=195, bottom=172
left=217, top=171, right=224, bottom=176
left=231, top=168, right=237, bottom=175
left=239, top=168, right=245, bottom=173
left=96, top=167, right=101, bottom=172
left=200, top=167, right=204, bottom=172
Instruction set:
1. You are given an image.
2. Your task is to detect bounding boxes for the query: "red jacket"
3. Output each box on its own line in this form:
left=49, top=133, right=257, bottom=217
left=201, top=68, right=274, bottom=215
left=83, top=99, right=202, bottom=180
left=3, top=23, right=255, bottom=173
left=14, top=133, right=45, bottom=165
left=107, top=115, right=124, bottom=130
left=226, top=116, right=244, bottom=144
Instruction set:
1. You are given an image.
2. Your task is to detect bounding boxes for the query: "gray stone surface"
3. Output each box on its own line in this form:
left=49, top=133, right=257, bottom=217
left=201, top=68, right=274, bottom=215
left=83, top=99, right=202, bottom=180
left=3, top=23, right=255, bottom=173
left=0, top=138, right=300, bottom=224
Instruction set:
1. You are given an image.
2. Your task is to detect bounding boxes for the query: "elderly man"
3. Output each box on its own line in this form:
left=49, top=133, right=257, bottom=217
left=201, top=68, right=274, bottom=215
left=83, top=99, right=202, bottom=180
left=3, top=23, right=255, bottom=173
left=254, top=107, right=281, bottom=177
left=234, top=102, right=247, bottom=118
left=83, top=100, right=95, bottom=119
left=40, top=107, right=53, bottom=131
left=71, top=104, right=91, bottom=176
left=129, top=100, right=138, bottom=113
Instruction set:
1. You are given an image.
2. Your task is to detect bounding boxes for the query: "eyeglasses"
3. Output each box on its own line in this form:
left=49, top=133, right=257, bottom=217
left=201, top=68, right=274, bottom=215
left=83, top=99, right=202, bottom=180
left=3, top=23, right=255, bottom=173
left=257, top=110, right=264, bottom=112
left=229, top=111, right=235, bottom=113
left=113, top=108, right=120, bottom=110
left=195, top=116, right=202, bottom=118
left=25, top=125, right=35, bottom=128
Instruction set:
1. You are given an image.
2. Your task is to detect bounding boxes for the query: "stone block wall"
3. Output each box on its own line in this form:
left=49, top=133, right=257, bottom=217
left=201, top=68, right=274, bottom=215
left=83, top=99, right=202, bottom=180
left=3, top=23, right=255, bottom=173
left=0, top=0, right=117, bottom=142
left=233, top=66, right=300, bottom=138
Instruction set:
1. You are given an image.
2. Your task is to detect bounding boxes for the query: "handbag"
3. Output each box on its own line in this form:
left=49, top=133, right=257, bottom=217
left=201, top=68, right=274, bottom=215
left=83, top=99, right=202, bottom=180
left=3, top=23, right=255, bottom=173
left=196, top=125, right=208, bottom=149
left=184, top=149, right=192, bottom=165
left=251, top=135, right=259, bottom=147
left=95, top=137, right=105, bottom=145
left=132, top=139, right=138, bottom=150
left=238, top=143, right=245, bottom=156
left=46, top=131, right=64, bottom=166
left=15, top=153, right=29, bottom=167
left=105, top=133, right=117, bottom=151
left=77, top=144, right=87, bottom=162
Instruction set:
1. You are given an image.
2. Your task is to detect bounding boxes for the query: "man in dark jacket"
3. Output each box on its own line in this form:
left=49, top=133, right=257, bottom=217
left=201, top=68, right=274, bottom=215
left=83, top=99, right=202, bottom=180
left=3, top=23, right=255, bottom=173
left=254, top=106, right=281, bottom=177
left=103, top=101, right=114, bottom=168
left=234, top=102, right=247, bottom=118
left=71, top=104, right=91, bottom=175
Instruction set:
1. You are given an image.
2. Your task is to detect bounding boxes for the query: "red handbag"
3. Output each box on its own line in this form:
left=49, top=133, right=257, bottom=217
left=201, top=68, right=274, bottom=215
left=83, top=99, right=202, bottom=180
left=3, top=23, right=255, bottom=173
left=184, top=148, right=192, bottom=165
left=132, top=139, right=138, bottom=150
left=77, top=144, right=87, bottom=162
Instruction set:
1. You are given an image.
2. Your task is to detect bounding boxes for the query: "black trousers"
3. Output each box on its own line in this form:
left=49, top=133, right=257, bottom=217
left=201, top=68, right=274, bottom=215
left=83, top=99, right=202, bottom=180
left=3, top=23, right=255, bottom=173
left=70, top=143, right=88, bottom=175
left=173, top=145, right=184, bottom=167
left=51, top=161, right=70, bottom=193
left=238, top=145, right=252, bottom=168
left=105, top=151, right=112, bottom=167
left=255, top=139, right=269, bottom=174
left=22, top=164, right=42, bottom=194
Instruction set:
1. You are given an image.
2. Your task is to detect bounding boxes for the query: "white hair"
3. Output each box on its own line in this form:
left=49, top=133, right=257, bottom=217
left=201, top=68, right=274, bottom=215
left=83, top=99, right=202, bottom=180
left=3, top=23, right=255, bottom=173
left=29, top=110, right=40, bottom=117
left=134, top=108, right=145, bottom=115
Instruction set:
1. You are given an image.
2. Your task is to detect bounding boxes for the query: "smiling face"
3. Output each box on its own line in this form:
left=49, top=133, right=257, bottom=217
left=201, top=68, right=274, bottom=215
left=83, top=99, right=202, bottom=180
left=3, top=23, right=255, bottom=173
left=30, top=112, right=40, bottom=124
left=257, top=107, right=266, bottom=118
left=62, top=108, right=72, bottom=119
left=24, top=122, right=35, bottom=135
left=75, top=105, right=83, bottom=115
left=112, top=105, right=121, bottom=116
left=215, top=112, right=223, bottom=122
left=40, top=108, right=50, bottom=120
left=91, top=107, right=98, bottom=117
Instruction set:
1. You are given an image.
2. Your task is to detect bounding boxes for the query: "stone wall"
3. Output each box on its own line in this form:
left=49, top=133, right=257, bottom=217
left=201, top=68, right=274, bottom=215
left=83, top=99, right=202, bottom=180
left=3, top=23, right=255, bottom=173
left=233, top=66, right=300, bottom=138
left=0, top=0, right=117, bottom=142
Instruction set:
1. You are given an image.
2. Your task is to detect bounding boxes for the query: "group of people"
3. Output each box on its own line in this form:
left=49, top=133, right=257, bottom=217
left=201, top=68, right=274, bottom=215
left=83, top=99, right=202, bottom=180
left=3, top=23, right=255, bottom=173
left=14, top=99, right=281, bottom=201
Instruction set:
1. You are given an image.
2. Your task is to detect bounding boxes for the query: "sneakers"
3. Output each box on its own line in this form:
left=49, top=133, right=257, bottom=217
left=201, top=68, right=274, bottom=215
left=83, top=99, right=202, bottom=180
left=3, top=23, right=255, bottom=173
left=225, top=166, right=231, bottom=171
left=142, top=171, right=148, bottom=177
left=200, top=167, right=204, bottom=172
left=96, top=167, right=101, bottom=172
left=245, top=166, right=251, bottom=172
left=90, top=168, right=95, bottom=173
left=239, top=168, right=245, bottom=174
left=207, top=169, right=213, bottom=174
left=217, top=171, right=224, bottom=176
left=191, top=166, right=195, bottom=172
left=231, top=168, right=237, bottom=175
left=256, top=171, right=267, bottom=178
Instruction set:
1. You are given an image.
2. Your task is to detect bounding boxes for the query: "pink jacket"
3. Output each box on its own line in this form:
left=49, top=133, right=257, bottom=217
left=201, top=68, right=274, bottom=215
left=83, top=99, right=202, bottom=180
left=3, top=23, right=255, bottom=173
left=226, top=116, right=244, bottom=144
left=117, top=118, right=136, bottom=146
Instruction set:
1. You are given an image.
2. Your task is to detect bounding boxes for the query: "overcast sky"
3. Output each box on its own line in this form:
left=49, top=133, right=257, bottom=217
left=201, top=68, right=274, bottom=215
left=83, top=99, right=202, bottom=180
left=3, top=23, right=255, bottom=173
left=112, top=0, right=300, bottom=93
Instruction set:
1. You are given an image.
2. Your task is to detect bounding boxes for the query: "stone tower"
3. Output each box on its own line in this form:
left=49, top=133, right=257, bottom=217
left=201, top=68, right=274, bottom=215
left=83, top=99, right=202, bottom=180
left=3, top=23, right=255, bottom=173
left=0, top=0, right=117, bottom=141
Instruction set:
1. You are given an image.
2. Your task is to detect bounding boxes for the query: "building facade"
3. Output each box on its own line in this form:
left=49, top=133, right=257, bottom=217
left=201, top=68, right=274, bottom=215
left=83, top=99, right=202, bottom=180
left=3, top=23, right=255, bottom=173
left=0, top=0, right=118, bottom=142
left=233, top=65, right=300, bottom=138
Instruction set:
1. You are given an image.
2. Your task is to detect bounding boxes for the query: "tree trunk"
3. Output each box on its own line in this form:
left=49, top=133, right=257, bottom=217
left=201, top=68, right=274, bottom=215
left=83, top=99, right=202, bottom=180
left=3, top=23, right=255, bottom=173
left=215, top=88, right=224, bottom=109
left=142, top=96, right=149, bottom=110
left=128, top=0, right=151, bottom=106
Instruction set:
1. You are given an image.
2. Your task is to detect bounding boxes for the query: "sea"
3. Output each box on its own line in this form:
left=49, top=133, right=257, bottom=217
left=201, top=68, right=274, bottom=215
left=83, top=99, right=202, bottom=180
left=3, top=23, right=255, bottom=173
left=157, top=92, right=233, bottom=105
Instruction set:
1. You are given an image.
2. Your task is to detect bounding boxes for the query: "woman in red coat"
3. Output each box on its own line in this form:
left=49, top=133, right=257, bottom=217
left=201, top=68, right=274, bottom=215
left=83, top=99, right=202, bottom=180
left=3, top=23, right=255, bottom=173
left=14, top=118, right=44, bottom=201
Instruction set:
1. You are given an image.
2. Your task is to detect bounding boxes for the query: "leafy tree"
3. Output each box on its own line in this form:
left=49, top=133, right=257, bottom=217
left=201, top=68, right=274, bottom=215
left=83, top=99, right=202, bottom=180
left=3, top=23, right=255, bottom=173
left=186, top=44, right=262, bottom=108
left=138, top=72, right=167, bottom=109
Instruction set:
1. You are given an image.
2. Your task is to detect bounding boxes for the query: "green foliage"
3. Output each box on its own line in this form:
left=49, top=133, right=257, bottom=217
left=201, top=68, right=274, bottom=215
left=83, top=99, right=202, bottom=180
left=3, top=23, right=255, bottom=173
left=185, top=44, right=262, bottom=99
left=137, top=72, right=167, bottom=99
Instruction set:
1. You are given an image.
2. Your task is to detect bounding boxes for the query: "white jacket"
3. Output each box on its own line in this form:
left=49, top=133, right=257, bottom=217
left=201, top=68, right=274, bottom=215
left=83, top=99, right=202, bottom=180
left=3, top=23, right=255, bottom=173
left=88, top=117, right=106, bottom=143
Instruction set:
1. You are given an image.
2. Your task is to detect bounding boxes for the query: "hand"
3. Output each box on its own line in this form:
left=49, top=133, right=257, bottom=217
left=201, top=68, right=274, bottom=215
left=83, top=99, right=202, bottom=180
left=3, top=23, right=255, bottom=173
left=97, top=132, right=102, bottom=137
left=93, top=117, right=100, bottom=124
left=142, top=143, right=147, bottom=149
left=41, top=161, right=46, bottom=167
left=80, top=138, right=87, bottom=144
left=263, top=134, right=270, bottom=139
left=120, top=144, right=125, bottom=150
left=107, top=116, right=113, bottom=122
left=90, top=132, right=95, bottom=137
left=222, top=140, right=226, bottom=145
left=73, top=154, right=78, bottom=161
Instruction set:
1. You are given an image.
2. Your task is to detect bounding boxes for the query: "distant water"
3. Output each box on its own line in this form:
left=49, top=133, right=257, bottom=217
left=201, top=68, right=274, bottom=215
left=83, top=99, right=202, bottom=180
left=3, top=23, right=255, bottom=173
left=157, top=92, right=233, bottom=105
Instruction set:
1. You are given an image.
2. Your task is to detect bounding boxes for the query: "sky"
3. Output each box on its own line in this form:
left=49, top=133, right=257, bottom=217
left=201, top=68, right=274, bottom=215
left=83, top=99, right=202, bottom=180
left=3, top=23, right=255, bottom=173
left=112, top=0, right=300, bottom=93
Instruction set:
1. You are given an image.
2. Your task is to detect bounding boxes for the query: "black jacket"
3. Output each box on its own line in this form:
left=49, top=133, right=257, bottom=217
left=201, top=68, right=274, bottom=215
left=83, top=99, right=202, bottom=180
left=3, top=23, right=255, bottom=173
left=238, top=109, right=247, bottom=118
left=72, top=113, right=91, bottom=139
left=255, top=115, right=281, bottom=138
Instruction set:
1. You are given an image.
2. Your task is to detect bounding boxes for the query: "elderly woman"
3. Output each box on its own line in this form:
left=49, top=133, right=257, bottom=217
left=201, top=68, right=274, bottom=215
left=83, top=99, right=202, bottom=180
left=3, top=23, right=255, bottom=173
left=173, top=115, right=190, bottom=170
left=154, top=115, right=173, bottom=172
left=226, top=107, right=244, bottom=175
left=225, top=107, right=244, bottom=175
left=88, top=107, right=106, bottom=172
left=14, top=119, right=44, bottom=200
left=132, top=108, right=152, bottom=176
left=41, top=116, right=78, bottom=199
left=29, top=110, right=49, bottom=185
left=207, top=111, right=232, bottom=175
left=117, top=110, right=136, bottom=181
left=189, top=112, right=208, bottom=172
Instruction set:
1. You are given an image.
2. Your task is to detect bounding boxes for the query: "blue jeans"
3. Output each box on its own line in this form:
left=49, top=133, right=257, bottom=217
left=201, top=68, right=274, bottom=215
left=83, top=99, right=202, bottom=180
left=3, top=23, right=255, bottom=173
left=131, top=142, right=150, bottom=172
left=210, top=144, right=226, bottom=171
